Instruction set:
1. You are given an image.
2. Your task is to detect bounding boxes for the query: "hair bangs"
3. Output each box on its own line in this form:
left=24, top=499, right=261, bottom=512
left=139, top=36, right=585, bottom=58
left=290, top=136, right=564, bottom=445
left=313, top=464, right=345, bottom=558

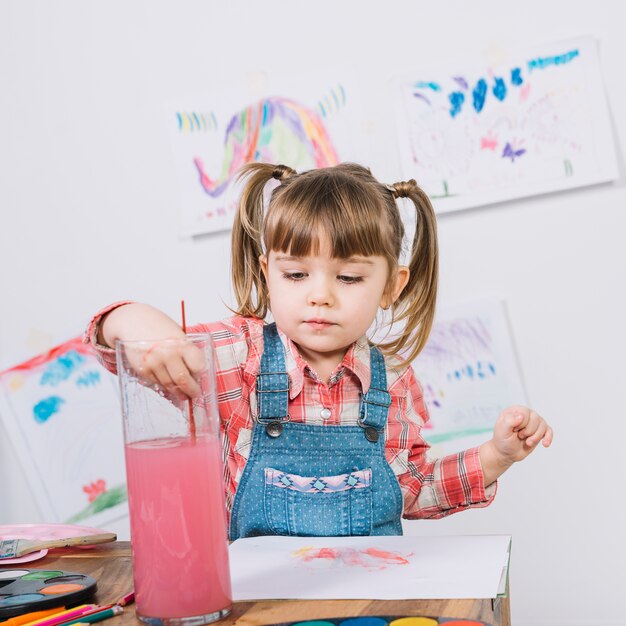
left=264, top=174, right=395, bottom=260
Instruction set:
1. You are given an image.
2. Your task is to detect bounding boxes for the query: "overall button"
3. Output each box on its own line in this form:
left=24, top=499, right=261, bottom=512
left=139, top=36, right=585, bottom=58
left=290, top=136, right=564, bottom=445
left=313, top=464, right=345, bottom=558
left=320, top=408, right=331, bottom=420
left=364, top=427, right=379, bottom=442
left=266, top=422, right=283, bottom=438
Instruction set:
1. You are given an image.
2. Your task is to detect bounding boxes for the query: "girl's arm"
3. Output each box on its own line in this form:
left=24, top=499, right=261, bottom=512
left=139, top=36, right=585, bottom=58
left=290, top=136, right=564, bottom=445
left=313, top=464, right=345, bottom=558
left=479, top=406, right=553, bottom=485
left=88, top=302, right=204, bottom=399
left=99, top=302, right=185, bottom=347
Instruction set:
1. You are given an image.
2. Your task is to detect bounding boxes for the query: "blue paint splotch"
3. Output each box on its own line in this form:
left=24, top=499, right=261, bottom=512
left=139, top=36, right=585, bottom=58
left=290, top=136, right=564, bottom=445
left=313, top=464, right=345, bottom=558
left=76, top=370, right=101, bottom=387
left=492, top=77, right=507, bottom=101
left=447, top=361, right=497, bottom=383
left=40, top=350, right=86, bottom=386
left=413, top=81, right=441, bottom=91
left=472, top=79, right=488, bottom=113
left=33, top=396, right=65, bottom=423
left=527, top=49, right=579, bottom=72
left=448, top=91, right=465, bottom=117
left=511, top=67, right=523, bottom=86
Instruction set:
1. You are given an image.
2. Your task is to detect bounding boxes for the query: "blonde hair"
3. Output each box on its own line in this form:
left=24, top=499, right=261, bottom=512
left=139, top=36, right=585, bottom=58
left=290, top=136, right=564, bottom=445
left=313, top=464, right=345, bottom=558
left=231, top=162, right=438, bottom=362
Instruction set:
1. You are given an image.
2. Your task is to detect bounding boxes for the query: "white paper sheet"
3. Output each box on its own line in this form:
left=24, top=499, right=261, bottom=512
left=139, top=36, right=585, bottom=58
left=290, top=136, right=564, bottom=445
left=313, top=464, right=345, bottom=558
left=229, top=534, right=511, bottom=600
left=0, top=337, right=127, bottom=526
left=166, top=69, right=363, bottom=237
left=393, top=36, right=619, bottom=213
left=413, top=299, right=527, bottom=456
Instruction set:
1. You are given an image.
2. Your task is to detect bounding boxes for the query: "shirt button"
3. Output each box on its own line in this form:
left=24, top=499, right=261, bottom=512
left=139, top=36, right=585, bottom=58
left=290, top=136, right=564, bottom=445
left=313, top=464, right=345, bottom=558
left=320, top=408, right=331, bottom=420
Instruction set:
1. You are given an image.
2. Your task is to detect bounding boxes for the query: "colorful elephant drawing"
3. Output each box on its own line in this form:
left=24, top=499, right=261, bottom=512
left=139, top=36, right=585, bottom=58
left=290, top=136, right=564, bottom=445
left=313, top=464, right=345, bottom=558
left=193, top=97, right=340, bottom=198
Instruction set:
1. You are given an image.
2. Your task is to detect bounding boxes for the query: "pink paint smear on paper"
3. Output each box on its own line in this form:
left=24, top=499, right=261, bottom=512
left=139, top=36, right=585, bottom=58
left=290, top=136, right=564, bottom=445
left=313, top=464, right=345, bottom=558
left=291, top=546, right=413, bottom=570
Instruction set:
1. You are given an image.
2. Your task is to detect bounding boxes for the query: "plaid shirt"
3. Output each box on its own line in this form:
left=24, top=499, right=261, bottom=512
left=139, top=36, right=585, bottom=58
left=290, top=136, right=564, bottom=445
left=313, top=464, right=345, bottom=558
left=86, top=304, right=496, bottom=521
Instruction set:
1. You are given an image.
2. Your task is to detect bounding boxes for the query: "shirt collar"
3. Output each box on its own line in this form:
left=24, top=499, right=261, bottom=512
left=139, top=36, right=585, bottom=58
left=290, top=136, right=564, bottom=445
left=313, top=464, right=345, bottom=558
left=277, top=327, right=372, bottom=399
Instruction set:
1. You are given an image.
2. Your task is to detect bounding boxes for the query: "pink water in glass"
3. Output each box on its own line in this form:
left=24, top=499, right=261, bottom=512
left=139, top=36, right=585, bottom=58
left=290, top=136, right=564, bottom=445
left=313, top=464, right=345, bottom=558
left=125, top=435, right=232, bottom=620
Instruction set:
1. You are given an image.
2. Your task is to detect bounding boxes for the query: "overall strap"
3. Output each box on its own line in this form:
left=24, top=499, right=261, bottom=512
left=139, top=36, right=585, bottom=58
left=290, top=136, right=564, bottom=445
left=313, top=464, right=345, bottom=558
left=256, top=322, right=290, bottom=424
left=359, top=345, right=391, bottom=435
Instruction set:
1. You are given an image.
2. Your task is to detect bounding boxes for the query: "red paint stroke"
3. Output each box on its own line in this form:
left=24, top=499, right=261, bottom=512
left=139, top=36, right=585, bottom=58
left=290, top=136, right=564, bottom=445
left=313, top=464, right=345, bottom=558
left=293, top=546, right=413, bottom=570
left=520, top=84, right=531, bottom=101
left=363, top=547, right=410, bottom=564
left=480, top=135, right=498, bottom=150
left=83, top=479, right=107, bottom=503
left=0, top=337, right=91, bottom=376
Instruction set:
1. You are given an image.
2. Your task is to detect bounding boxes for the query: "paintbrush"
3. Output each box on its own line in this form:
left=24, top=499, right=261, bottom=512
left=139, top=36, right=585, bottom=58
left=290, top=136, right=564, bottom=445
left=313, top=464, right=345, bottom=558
left=181, top=300, right=196, bottom=444
left=0, top=532, right=117, bottom=560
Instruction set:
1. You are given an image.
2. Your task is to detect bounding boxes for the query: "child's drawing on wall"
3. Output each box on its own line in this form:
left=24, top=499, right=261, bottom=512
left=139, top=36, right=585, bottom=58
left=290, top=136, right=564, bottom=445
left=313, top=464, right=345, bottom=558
left=413, top=300, right=527, bottom=455
left=394, top=36, right=618, bottom=213
left=169, top=77, right=358, bottom=236
left=0, top=337, right=127, bottom=526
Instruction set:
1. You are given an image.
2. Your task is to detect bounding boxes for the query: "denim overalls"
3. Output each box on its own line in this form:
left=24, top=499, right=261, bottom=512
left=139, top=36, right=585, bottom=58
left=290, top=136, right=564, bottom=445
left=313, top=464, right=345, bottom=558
left=229, top=323, right=404, bottom=539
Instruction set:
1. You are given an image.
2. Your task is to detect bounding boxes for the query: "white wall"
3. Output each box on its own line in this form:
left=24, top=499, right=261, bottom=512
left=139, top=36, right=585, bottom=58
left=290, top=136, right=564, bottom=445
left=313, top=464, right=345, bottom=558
left=1, top=2, right=625, bottom=625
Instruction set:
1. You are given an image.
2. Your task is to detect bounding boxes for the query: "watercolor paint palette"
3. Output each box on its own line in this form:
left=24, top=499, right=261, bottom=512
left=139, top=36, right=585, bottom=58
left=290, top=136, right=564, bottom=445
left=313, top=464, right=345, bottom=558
left=0, top=569, right=97, bottom=618
left=271, top=618, right=493, bottom=626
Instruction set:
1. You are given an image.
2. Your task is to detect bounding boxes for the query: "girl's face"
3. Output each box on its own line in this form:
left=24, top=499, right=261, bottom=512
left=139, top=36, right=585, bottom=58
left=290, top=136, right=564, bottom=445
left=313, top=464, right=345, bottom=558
left=260, top=235, right=409, bottom=377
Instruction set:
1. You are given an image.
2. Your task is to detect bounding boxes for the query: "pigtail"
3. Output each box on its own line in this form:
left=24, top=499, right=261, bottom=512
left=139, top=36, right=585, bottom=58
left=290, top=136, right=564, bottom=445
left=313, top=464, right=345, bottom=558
left=382, top=180, right=438, bottom=363
left=231, top=162, right=296, bottom=318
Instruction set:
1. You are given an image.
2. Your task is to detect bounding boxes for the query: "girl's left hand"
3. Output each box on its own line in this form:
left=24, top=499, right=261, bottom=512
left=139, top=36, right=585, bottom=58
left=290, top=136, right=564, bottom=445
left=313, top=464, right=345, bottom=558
left=492, top=405, right=554, bottom=464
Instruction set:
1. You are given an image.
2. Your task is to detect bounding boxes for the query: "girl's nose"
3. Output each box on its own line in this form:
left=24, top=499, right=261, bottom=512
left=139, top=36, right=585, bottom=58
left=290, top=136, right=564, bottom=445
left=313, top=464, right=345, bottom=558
left=307, top=278, right=334, bottom=307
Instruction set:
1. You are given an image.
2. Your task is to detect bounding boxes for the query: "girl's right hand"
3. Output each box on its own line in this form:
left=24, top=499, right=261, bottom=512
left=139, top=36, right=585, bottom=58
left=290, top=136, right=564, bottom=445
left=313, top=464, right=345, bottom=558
left=100, top=303, right=205, bottom=399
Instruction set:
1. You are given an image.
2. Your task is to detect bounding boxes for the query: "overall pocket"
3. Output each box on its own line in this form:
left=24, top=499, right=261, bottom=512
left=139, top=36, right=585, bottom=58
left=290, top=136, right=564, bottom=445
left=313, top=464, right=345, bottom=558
left=263, top=467, right=372, bottom=536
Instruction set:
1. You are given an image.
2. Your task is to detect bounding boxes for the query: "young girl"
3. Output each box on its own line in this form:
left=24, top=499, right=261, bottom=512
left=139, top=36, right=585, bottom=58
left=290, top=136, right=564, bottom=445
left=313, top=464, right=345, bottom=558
left=86, top=162, right=552, bottom=539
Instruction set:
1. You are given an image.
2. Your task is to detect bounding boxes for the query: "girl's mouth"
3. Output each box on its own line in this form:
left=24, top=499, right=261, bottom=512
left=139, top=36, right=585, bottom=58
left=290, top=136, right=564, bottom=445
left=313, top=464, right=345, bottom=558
left=304, top=319, right=335, bottom=330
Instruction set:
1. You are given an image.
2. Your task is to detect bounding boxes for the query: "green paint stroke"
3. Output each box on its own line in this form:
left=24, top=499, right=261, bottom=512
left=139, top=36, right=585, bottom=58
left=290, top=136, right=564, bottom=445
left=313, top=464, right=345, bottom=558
left=430, top=180, right=456, bottom=199
left=66, top=484, right=127, bottom=523
left=425, top=427, right=493, bottom=444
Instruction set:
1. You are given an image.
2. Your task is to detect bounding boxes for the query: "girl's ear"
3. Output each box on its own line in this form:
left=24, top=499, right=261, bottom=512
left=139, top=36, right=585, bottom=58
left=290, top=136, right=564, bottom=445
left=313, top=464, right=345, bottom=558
left=259, top=254, right=268, bottom=280
left=381, top=266, right=410, bottom=309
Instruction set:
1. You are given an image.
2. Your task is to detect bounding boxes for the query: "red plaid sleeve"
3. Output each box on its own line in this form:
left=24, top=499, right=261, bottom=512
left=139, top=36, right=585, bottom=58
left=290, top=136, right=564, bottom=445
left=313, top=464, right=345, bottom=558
left=84, top=305, right=252, bottom=424
left=391, top=366, right=497, bottom=519
left=82, top=301, right=133, bottom=373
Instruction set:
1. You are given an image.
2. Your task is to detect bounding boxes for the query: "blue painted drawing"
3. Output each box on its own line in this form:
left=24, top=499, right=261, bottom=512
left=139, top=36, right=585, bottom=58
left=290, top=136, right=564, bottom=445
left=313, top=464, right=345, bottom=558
left=0, top=337, right=126, bottom=525
left=412, top=301, right=527, bottom=455
left=394, top=37, right=618, bottom=212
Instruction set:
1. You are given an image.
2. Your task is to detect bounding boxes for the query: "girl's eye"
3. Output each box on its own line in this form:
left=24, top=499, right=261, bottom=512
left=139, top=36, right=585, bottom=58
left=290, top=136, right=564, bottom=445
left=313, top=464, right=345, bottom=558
left=283, top=272, right=306, bottom=281
left=337, top=275, right=363, bottom=284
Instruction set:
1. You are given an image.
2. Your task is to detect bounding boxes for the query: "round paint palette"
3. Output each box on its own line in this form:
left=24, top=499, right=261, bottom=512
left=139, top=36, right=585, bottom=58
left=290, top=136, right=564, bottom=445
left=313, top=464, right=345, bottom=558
left=0, top=568, right=97, bottom=618
left=273, top=615, right=490, bottom=626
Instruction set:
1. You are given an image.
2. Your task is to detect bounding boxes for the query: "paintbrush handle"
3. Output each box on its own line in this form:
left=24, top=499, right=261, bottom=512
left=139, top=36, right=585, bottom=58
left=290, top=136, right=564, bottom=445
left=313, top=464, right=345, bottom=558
left=31, top=532, right=117, bottom=552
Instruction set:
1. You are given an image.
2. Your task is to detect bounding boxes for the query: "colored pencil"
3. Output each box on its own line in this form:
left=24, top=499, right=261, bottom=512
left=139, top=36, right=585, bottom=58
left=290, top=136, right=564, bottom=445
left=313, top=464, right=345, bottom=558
left=0, top=607, right=65, bottom=626
left=57, top=604, right=116, bottom=626
left=33, top=607, right=114, bottom=626
left=55, top=606, right=122, bottom=626
left=20, top=606, right=97, bottom=626
left=115, top=591, right=134, bottom=607
left=56, top=606, right=113, bottom=622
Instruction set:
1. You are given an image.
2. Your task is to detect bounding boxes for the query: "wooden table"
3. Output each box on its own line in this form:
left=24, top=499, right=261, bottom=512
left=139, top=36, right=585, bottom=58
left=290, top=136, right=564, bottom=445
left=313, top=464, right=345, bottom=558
left=9, top=542, right=510, bottom=626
